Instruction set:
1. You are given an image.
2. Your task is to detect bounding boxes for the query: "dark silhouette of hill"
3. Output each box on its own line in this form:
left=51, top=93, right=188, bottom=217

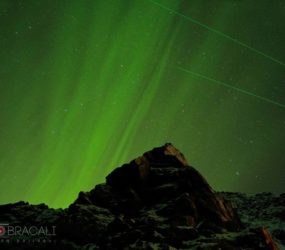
left=0, top=144, right=283, bottom=249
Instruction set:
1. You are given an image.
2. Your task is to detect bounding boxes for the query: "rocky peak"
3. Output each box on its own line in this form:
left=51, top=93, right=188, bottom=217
left=102, top=143, right=241, bottom=231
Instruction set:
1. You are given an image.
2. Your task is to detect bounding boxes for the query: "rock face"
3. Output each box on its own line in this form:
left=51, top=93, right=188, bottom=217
left=0, top=144, right=282, bottom=249
left=104, top=143, right=241, bottom=231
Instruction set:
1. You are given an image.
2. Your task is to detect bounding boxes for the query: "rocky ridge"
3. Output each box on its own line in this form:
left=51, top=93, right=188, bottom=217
left=0, top=143, right=283, bottom=249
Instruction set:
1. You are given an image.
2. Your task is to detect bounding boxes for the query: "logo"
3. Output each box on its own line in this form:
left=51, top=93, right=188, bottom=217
left=0, top=226, right=6, bottom=236
left=0, top=223, right=56, bottom=244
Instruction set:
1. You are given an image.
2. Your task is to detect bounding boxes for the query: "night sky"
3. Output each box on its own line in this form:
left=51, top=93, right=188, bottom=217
left=0, top=0, right=285, bottom=208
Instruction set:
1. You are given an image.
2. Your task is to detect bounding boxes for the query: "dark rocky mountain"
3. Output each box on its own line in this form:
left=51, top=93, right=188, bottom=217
left=0, top=143, right=283, bottom=250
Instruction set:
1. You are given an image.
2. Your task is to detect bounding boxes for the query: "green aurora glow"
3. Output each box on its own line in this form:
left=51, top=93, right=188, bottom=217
left=0, top=0, right=285, bottom=208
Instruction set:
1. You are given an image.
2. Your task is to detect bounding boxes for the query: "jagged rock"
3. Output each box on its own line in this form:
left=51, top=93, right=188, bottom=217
left=0, top=143, right=282, bottom=249
left=261, top=228, right=280, bottom=250
left=222, top=191, right=285, bottom=249
left=105, top=143, right=187, bottom=188
left=105, top=144, right=241, bottom=230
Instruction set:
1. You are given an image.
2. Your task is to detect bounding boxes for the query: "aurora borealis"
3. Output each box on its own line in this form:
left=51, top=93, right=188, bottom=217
left=0, top=0, right=284, bottom=208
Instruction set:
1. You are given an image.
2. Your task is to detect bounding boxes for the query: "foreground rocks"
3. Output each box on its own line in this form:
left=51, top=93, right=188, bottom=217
left=0, top=144, right=283, bottom=249
left=222, top=192, right=285, bottom=248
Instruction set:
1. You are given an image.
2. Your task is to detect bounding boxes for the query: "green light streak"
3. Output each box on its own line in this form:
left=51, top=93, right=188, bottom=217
left=177, top=66, right=285, bottom=109
left=148, top=0, right=285, bottom=67
left=1, top=0, right=285, bottom=208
